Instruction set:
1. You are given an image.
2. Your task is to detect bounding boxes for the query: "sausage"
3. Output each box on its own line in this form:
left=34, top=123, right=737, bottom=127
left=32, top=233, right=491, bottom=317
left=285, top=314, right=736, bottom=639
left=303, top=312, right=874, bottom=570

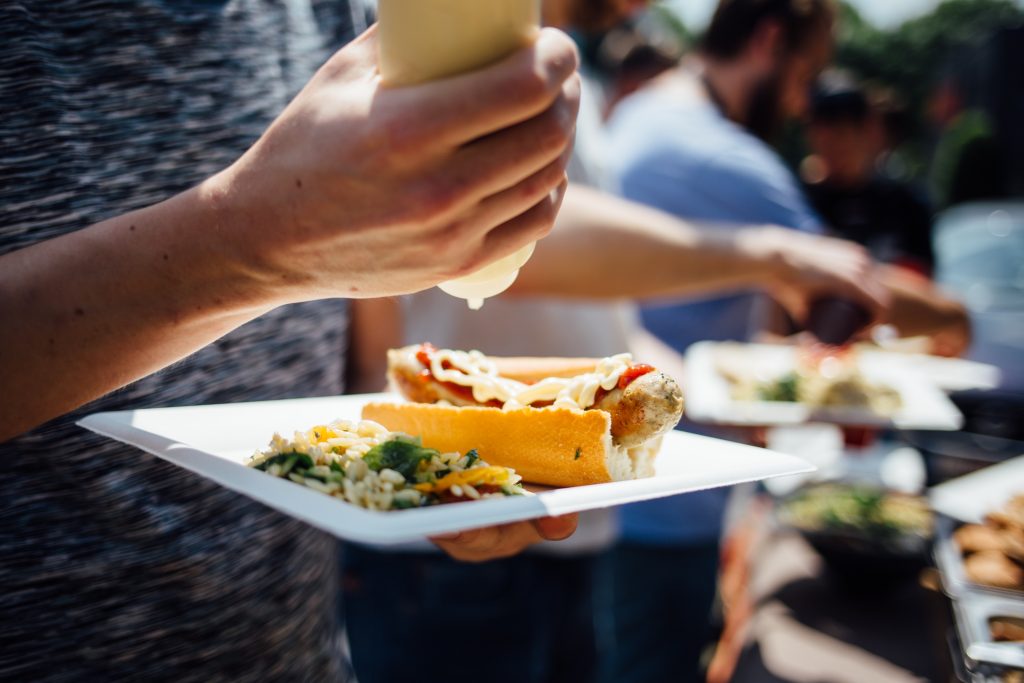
left=595, top=371, right=684, bottom=448
left=388, top=362, right=478, bottom=406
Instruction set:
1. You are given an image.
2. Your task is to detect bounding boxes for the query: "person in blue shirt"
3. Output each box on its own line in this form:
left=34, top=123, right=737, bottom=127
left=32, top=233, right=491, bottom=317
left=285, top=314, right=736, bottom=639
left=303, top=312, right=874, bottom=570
left=599, top=2, right=838, bottom=682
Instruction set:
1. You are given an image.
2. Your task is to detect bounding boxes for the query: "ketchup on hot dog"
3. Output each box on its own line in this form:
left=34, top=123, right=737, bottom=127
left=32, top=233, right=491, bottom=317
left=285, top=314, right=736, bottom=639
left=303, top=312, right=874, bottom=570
left=617, top=364, right=655, bottom=390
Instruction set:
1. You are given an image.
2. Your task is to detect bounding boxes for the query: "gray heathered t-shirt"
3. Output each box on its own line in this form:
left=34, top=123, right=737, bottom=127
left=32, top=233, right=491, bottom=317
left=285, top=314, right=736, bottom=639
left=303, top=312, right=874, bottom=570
left=0, top=1, right=370, bottom=680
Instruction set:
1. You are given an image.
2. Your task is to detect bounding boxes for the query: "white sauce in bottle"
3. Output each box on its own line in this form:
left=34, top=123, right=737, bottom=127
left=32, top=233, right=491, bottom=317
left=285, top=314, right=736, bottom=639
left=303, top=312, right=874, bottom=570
left=377, top=0, right=542, bottom=310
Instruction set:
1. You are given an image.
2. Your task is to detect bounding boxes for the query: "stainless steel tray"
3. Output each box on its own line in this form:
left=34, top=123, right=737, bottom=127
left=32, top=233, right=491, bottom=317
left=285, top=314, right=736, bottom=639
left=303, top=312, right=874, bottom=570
left=935, top=516, right=1024, bottom=601
left=952, top=591, right=1024, bottom=673
left=935, top=516, right=1024, bottom=675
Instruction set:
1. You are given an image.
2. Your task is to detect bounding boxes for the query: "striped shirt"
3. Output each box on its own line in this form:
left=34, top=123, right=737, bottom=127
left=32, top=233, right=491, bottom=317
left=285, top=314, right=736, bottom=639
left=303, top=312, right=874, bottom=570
left=1, top=1, right=369, bottom=679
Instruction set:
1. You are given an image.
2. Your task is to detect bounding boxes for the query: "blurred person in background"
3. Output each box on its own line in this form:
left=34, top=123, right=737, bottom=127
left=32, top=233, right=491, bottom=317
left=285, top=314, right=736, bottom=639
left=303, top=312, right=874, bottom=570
left=872, top=89, right=917, bottom=184
left=928, top=76, right=1011, bottom=210
left=800, top=76, right=972, bottom=356
left=594, top=12, right=687, bottom=118
left=802, top=76, right=935, bottom=277
left=600, top=1, right=968, bottom=681
left=342, top=2, right=889, bottom=683
left=0, top=1, right=585, bottom=679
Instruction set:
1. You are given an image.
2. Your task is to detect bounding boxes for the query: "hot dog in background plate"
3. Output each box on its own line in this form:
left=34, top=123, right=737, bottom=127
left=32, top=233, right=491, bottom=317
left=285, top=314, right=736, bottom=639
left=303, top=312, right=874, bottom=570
left=361, top=344, right=685, bottom=487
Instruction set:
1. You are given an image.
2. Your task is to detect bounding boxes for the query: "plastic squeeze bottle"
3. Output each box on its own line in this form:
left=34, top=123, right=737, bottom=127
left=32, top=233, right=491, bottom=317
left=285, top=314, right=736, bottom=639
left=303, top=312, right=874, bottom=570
left=378, top=0, right=541, bottom=310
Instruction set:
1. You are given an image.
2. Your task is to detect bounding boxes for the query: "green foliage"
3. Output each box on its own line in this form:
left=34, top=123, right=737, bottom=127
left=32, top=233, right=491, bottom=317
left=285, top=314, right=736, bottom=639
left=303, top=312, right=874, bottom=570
left=835, top=0, right=1024, bottom=135
left=821, top=0, right=1022, bottom=183
left=649, top=3, right=694, bottom=47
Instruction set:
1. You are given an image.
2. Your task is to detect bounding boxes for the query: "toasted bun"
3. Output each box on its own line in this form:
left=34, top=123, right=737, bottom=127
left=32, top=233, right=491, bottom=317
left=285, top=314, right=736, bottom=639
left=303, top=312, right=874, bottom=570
left=361, top=402, right=659, bottom=487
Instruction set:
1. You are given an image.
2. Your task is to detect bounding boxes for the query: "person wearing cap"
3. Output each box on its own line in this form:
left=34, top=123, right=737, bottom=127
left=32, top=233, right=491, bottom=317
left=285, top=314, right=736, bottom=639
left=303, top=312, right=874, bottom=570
left=803, top=76, right=936, bottom=277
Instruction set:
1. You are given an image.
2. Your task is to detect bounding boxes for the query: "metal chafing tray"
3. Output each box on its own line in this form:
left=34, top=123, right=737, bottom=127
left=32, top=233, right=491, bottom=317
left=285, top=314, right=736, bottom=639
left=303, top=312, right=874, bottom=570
left=935, top=516, right=1024, bottom=677
left=935, top=516, right=1024, bottom=601
left=953, top=592, right=1024, bottom=675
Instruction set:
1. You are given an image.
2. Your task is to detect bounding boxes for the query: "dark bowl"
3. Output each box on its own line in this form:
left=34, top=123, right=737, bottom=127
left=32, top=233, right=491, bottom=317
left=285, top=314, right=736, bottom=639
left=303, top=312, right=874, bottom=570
left=777, top=484, right=934, bottom=589
left=799, top=529, right=933, bottom=589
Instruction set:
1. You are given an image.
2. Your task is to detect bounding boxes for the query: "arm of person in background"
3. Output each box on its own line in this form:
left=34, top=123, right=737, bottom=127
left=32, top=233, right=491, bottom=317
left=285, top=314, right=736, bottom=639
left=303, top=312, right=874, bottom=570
left=508, top=183, right=887, bottom=321
left=878, top=264, right=971, bottom=357
left=518, top=185, right=970, bottom=349
left=0, top=28, right=579, bottom=443
left=344, top=184, right=885, bottom=393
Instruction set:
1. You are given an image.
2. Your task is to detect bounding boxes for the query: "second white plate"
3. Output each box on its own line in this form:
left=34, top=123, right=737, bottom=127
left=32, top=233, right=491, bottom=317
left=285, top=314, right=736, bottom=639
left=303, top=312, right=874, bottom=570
left=685, top=342, right=964, bottom=430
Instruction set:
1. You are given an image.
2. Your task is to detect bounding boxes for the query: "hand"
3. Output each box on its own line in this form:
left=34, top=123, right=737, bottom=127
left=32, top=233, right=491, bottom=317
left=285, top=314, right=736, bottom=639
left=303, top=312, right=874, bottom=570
left=431, top=514, right=578, bottom=563
left=878, top=264, right=971, bottom=354
left=210, top=26, right=580, bottom=302
left=743, top=227, right=890, bottom=324
left=929, top=322, right=971, bottom=358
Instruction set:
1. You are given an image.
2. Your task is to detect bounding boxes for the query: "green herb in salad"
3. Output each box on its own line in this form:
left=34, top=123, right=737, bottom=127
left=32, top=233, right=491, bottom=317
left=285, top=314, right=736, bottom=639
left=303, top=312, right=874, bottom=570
left=757, top=372, right=800, bottom=402
left=362, top=437, right=439, bottom=480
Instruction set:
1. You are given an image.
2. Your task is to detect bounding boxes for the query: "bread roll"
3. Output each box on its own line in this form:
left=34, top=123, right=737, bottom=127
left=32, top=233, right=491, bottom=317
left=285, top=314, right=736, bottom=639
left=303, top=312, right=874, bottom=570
left=361, top=402, right=660, bottom=487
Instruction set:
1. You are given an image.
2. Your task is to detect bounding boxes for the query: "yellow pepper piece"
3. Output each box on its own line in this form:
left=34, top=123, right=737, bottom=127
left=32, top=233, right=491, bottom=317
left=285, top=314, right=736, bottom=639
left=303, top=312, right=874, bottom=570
left=308, top=425, right=337, bottom=443
left=414, top=466, right=510, bottom=493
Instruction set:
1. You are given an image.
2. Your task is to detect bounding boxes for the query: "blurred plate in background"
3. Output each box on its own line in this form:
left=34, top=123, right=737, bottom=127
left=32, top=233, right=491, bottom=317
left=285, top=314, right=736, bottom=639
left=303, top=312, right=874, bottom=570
left=685, top=342, right=964, bottom=430
left=931, top=455, right=1024, bottom=524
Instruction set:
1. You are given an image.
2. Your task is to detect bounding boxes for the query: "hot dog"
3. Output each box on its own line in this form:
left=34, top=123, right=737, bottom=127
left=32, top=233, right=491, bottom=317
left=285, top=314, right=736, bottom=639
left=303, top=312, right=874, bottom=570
left=360, top=344, right=685, bottom=487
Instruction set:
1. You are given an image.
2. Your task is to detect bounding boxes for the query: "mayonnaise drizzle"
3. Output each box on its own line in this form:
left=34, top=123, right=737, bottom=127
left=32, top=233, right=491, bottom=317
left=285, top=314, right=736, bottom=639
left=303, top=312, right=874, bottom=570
left=414, top=347, right=633, bottom=411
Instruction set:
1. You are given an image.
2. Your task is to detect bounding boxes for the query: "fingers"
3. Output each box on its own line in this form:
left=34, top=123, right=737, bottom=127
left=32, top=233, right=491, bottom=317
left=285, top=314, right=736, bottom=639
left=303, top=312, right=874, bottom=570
left=432, top=523, right=542, bottom=563
left=472, top=177, right=568, bottom=266
left=834, top=262, right=890, bottom=322
left=444, top=74, right=580, bottom=204
left=781, top=235, right=890, bottom=323
left=817, top=259, right=886, bottom=317
left=416, top=175, right=565, bottom=283
left=431, top=514, right=578, bottom=563
left=384, top=28, right=580, bottom=149
left=449, top=153, right=570, bottom=241
left=533, top=514, right=578, bottom=540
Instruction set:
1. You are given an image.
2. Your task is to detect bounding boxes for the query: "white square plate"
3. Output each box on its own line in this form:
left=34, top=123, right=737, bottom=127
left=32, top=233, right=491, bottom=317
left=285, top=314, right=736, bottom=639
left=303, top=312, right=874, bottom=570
left=78, top=393, right=814, bottom=544
left=684, top=342, right=964, bottom=430
left=930, top=454, right=1024, bottom=524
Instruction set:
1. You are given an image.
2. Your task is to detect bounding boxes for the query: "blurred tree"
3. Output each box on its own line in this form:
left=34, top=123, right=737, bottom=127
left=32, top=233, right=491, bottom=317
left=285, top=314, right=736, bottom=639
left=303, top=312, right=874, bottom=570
left=833, top=0, right=1024, bottom=186
left=838, top=0, right=1022, bottom=107
left=649, top=3, right=693, bottom=47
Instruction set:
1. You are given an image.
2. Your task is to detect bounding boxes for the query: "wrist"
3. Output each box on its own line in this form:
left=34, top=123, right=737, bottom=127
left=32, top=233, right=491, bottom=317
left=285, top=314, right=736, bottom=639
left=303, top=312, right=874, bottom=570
left=733, top=226, right=790, bottom=286
left=191, top=168, right=306, bottom=311
left=130, top=173, right=287, bottom=322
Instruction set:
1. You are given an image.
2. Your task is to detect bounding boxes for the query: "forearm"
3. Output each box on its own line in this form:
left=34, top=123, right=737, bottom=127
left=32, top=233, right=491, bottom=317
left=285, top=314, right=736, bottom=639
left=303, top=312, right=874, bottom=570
left=509, top=184, right=778, bottom=299
left=0, top=177, right=279, bottom=441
